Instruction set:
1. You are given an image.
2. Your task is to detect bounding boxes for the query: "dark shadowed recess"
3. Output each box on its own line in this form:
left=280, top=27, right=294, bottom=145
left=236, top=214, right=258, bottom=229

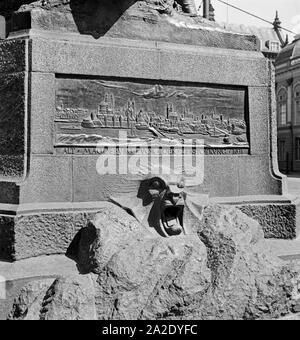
left=0, top=0, right=142, bottom=39
left=0, top=1, right=35, bottom=18
left=69, top=0, right=139, bottom=39
left=0, top=0, right=36, bottom=36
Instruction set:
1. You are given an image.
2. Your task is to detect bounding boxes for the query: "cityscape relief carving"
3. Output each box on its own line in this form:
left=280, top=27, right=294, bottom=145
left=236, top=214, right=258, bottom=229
left=55, top=78, right=249, bottom=153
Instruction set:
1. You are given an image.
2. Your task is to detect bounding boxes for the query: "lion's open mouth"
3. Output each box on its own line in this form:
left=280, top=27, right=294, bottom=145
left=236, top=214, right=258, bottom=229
left=160, top=204, right=184, bottom=236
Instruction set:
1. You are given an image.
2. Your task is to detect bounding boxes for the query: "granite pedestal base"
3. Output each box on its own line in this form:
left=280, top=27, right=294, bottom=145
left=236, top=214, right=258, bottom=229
left=0, top=197, right=298, bottom=261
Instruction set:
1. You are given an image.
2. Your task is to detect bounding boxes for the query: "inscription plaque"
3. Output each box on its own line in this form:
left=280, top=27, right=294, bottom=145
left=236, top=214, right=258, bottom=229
left=55, top=77, right=249, bottom=154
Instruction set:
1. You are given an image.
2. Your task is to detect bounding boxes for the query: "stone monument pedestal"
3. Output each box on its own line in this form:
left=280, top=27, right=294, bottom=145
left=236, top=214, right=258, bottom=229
left=0, top=1, right=297, bottom=261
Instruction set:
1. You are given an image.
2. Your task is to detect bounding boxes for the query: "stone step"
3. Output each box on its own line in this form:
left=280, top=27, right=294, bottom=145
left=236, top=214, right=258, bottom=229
left=267, top=237, right=300, bottom=260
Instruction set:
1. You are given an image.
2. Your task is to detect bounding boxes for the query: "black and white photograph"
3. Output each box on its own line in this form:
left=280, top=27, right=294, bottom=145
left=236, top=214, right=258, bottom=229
left=0, top=0, right=300, bottom=326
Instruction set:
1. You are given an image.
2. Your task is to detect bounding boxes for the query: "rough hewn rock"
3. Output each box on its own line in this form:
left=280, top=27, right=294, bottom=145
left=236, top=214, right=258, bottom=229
left=39, top=275, right=96, bottom=320
left=77, top=202, right=147, bottom=274
left=7, top=204, right=300, bottom=320
left=279, top=312, right=300, bottom=320
left=195, top=205, right=300, bottom=320
left=8, top=279, right=55, bottom=320
left=9, top=275, right=96, bottom=320
left=77, top=203, right=300, bottom=320
left=93, top=234, right=210, bottom=320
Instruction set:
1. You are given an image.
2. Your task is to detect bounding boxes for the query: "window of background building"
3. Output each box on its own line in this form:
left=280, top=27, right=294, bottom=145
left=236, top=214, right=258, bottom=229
left=270, top=41, right=280, bottom=52
left=295, top=85, right=300, bottom=124
left=265, top=40, right=280, bottom=52
left=296, top=138, right=300, bottom=161
left=278, top=140, right=286, bottom=161
left=277, top=88, right=287, bottom=126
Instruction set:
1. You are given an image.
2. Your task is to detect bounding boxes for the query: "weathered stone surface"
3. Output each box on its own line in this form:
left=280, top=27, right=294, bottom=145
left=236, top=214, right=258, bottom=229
left=2, top=197, right=297, bottom=263
left=8, top=275, right=96, bottom=320
left=0, top=216, right=15, bottom=262
left=30, top=72, right=56, bottom=155
left=195, top=205, right=300, bottom=320
left=39, top=275, right=96, bottom=320
left=19, top=155, right=73, bottom=204
left=239, top=204, right=297, bottom=239
left=0, top=182, right=20, bottom=205
left=29, top=38, right=267, bottom=86
left=93, top=235, right=210, bottom=320
left=15, top=213, right=79, bottom=258
left=0, top=210, right=96, bottom=261
left=7, top=204, right=300, bottom=320
left=0, top=39, right=27, bottom=73
left=8, top=279, right=55, bottom=320
left=19, top=212, right=96, bottom=259
left=77, top=202, right=147, bottom=274
left=0, top=255, right=79, bottom=320
left=0, top=71, right=28, bottom=181
left=0, top=41, right=29, bottom=183
left=248, top=86, right=270, bottom=155
left=77, top=204, right=300, bottom=320
left=236, top=156, right=281, bottom=196
left=278, top=312, right=300, bottom=320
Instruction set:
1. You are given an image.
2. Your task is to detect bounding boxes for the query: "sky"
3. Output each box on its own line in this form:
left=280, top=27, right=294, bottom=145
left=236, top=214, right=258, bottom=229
left=195, top=0, right=300, bottom=39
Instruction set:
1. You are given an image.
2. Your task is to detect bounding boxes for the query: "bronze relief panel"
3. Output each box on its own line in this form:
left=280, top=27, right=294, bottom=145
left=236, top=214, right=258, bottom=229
left=54, top=77, right=249, bottom=154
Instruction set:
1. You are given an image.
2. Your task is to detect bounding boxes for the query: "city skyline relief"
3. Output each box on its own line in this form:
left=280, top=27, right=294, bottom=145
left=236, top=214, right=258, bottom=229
left=55, top=78, right=249, bottom=148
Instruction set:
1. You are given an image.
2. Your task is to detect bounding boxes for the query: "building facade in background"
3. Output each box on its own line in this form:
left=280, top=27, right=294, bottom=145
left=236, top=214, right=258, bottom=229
left=221, top=22, right=282, bottom=62
left=275, top=35, right=300, bottom=173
